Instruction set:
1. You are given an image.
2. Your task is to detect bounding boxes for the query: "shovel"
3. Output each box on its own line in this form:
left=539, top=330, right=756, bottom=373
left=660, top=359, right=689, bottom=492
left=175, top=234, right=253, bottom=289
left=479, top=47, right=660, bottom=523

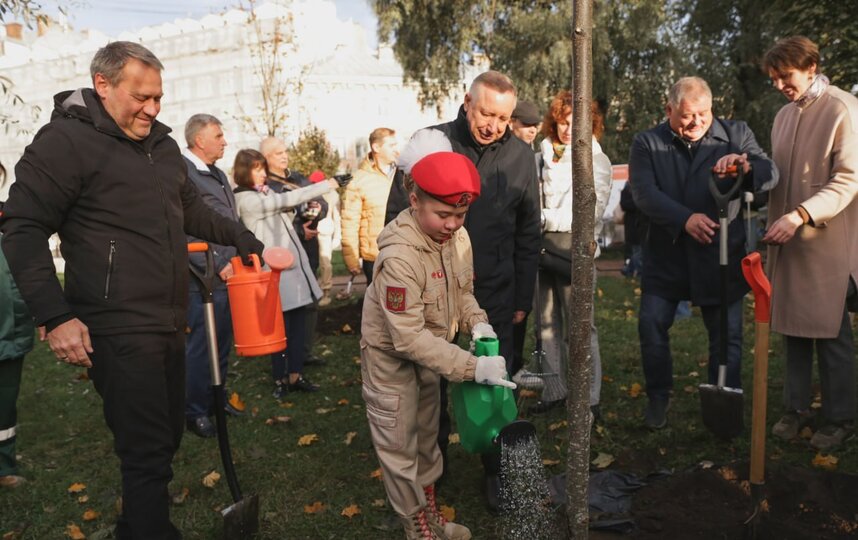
left=699, top=166, right=745, bottom=440
left=741, top=252, right=772, bottom=538
left=188, top=242, right=259, bottom=539
left=335, top=274, right=355, bottom=300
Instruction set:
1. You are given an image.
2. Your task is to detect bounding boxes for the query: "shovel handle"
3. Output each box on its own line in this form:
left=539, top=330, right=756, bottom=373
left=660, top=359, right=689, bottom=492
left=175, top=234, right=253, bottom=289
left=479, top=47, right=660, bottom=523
left=741, top=252, right=771, bottom=323
left=188, top=242, right=209, bottom=253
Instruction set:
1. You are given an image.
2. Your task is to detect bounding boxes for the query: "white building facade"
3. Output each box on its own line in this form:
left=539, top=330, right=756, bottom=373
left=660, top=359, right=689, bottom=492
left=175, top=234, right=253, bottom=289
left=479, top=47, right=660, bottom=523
left=0, top=0, right=476, bottom=197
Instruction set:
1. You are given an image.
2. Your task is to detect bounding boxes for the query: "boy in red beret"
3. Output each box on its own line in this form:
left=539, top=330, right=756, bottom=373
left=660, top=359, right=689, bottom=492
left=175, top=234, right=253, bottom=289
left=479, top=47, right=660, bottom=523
left=360, top=130, right=515, bottom=539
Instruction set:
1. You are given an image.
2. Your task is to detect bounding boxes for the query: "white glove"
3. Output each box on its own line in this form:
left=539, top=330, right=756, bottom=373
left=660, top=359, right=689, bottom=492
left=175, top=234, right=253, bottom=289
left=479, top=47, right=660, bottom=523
left=472, top=322, right=496, bottom=340
left=474, top=356, right=517, bottom=389
left=469, top=322, right=497, bottom=353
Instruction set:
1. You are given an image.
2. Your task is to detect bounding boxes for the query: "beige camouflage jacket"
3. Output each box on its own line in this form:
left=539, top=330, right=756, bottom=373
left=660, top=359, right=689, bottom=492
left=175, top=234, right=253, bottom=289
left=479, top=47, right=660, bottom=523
left=360, top=208, right=487, bottom=382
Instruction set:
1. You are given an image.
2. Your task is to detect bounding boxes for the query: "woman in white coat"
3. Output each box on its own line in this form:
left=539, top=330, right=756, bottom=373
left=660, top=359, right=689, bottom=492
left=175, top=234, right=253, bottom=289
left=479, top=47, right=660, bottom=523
left=233, top=149, right=338, bottom=398
left=530, top=91, right=613, bottom=418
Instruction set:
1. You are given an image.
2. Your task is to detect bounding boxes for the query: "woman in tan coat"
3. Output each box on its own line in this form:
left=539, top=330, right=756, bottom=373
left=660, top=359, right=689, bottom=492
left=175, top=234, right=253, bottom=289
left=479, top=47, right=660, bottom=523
left=762, top=36, right=858, bottom=450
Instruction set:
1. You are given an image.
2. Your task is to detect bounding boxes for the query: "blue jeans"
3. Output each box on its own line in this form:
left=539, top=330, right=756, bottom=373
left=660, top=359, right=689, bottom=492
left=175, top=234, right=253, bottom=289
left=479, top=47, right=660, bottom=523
left=271, top=305, right=308, bottom=381
left=185, top=289, right=232, bottom=419
left=639, top=293, right=743, bottom=400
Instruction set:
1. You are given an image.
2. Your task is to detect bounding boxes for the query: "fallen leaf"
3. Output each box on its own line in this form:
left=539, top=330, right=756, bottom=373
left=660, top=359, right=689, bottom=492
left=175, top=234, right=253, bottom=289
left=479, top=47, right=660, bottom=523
left=67, top=483, right=87, bottom=494
left=75, top=372, right=89, bottom=381
left=542, top=459, right=561, bottom=466
left=810, top=401, right=822, bottom=409
left=315, top=408, right=335, bottom=415
left=688, top=371, right=699, bottom=377
left=77, top=495, right=89, bottom=504
left=370, top=468, right=383, bottom=480
left=337, top=398, right=349, bottom=405
left=597, top=288, right=603, bottom=298
left=799, top=426, right=814, bottom=440
left=605, top=412, right=618, bottom=420
left=298, top=434, right=319, bottom=446
left=519, top=389, right=538, bottom=399
left=633, top=287, right=641, bottom=296
left=548, top=420, right=568, bottom=431
left=279, top=401, right=294, bottom=409
left=115, top=497, right=122, bottom=515
left=65, top=524, right=86, bottom=540
left=591, top=452, right=615, bottom=469
left=344, top=431, right=357, bottom=445
left=625, top=309, right=635, bottom=319
left=82, top=510, right=100, bottom=522
left=251, top=406, right=259, bottom=417
left=303, top=501, right=325, bottom=514
left=353, top=357, right=361, bottom=365
left=228, top=392, right=246, bottom=412
left=628, top=383, right=643, bottom=398
left=658, top=447, right=667, bottom=456
left=371, top=499, right=386, bottom=507
left=739, top=480, right=751, bottom=496
left=342, top=324, right=353, bottom=333
left=683, top=385, right=695, bottom=393
left=595, top=424, right=606, bottom=436
left=602, top=375, right=613, bottom=383
left=448, top=433, right=460, bottom=444
left=341, top=504, right=361, bottom=518
left=699, top=460, right=714, bottom=469
left=440, top=505, right=456, bottom=522
left=811, top=453, right=838, bottom=471
left=202, top=470, right=221, bottom=489
left=172, top=487, right=189, bottom=505
left=719, top=466, right=737, bottom=482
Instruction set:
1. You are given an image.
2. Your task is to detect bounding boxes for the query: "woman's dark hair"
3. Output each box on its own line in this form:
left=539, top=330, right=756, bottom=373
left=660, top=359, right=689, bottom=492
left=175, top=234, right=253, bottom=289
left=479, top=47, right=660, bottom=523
left=763, top=36, right=820, bottom=74
left=542, top=90, right=606, bottom=141
left=0, top=162, right=6, bottom=189
left=233, top=149, right=268, bottom=189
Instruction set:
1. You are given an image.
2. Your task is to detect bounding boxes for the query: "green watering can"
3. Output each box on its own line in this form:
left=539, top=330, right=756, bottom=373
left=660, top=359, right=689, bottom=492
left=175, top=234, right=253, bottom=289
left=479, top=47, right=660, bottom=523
left=451, top=337, right=527, bottom=454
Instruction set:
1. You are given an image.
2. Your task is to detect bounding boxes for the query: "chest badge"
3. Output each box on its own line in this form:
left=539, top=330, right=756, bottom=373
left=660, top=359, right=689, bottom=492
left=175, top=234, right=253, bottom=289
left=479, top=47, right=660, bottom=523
left=431, top=270, right=446, bottom=279
left=385, top=286, right=407, bottom=312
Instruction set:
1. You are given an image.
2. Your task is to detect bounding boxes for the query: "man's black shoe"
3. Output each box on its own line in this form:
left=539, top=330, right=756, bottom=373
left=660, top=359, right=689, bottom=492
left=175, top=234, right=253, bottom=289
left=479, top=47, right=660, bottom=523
left=289, top=375, right=320, bottom=393
left=528, top=399, right=563, bottom=415
left=644, top=397, right=670, bottom=430
left=186, top=416, right=216, bottom=438
left=484, top=474, right=501, bottom=514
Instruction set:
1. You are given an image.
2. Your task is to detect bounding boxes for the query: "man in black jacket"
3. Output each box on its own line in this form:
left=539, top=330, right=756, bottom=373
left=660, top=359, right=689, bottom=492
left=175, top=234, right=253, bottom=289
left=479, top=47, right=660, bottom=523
left=386, top=71, right=541, bottom=510
left=0, top=42, right=263, bottom=540
left=630, top=76, right=777, bottom=430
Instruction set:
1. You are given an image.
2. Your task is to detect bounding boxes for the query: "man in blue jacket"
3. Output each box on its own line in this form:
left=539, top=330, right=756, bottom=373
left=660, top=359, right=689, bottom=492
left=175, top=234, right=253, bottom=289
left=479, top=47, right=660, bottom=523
left=182, top=114, right=244, bottom=438
left=630, top=76, right=778, bottom=429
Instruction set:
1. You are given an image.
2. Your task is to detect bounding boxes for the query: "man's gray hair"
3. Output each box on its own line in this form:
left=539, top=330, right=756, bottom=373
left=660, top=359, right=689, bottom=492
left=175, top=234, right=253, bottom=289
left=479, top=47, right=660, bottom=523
left=90, top=41, right=164, bottom=86
left=668, top=76, right=712, bottom=108
left=259, top=136, right=286, bottom=157
left=469, top=70, right=517, bottom=99
left=184, top=114, right=222, bottom=148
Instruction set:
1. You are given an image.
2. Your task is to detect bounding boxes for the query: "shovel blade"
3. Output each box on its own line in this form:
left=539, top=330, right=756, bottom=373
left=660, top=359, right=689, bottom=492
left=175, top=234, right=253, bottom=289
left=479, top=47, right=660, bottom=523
left=221, top=494, right=259, bottom=540
left=699, top=384, right=744, bottom=440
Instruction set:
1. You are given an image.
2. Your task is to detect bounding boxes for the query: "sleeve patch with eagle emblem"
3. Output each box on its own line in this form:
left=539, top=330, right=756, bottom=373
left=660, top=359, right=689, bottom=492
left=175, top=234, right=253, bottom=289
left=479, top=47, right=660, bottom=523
left=385, top=286, right=407, bottom=312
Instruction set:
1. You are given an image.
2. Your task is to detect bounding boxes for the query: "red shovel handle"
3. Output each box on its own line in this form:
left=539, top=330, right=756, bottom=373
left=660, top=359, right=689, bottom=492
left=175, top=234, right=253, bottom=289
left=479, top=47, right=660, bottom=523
left=741, top=252, right=771, bottom=323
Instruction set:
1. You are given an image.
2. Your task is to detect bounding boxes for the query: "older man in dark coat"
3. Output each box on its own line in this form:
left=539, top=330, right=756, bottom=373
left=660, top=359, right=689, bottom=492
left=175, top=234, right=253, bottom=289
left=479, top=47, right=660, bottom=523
left=630, top=76, right=778, bottom=429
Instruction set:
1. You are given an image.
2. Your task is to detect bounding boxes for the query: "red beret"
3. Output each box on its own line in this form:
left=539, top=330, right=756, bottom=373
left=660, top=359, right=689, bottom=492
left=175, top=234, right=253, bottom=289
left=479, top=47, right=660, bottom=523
left=410, top=152, right=481, bottom=207
left=308, top=170, right=326, bottom=183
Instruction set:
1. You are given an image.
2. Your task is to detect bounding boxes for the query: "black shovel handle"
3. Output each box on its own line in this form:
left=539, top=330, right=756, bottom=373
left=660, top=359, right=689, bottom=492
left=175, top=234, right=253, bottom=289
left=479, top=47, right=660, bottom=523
left=188, top=242, right=244, bottom=504
left=707, top=169, right=744, bottom=382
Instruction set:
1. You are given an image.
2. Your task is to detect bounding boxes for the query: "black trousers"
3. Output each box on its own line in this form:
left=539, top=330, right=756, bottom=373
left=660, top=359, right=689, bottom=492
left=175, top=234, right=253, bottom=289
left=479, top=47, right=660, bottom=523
left=88, top=332, right=185, bottom=540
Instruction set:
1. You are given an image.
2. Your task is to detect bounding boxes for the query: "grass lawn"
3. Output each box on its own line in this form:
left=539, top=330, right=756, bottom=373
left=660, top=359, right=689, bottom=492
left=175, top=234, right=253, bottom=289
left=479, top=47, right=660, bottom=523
left=1, top=251, right=856, bottom=539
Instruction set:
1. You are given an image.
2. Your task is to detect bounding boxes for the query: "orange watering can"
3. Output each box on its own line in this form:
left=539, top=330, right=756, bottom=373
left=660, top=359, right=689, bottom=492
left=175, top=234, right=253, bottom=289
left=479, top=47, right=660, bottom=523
left=227, top=247, right=294, bottom=357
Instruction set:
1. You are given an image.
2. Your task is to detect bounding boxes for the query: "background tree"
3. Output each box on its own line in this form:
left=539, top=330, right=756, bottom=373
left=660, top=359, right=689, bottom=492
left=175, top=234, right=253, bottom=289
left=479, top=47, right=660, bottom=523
left=235, top=0, right=306, bottom=138
left=287, top=126, right=341, bottom=177
left=372, top=0, right=857, bottom=162
left=567, top=1, right=595, bottom=536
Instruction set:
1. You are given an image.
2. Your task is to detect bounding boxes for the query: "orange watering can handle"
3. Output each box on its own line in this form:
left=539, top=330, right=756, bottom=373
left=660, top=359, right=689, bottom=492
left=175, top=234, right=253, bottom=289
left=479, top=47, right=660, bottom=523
left=188, top=242, right=209, bottom=253
left=741, top=252, right=771, bottom=323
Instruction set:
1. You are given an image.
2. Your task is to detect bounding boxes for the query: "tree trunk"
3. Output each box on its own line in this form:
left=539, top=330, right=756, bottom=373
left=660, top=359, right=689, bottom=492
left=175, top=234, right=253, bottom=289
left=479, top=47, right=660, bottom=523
left=566, top=0, right=595, bottom=538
